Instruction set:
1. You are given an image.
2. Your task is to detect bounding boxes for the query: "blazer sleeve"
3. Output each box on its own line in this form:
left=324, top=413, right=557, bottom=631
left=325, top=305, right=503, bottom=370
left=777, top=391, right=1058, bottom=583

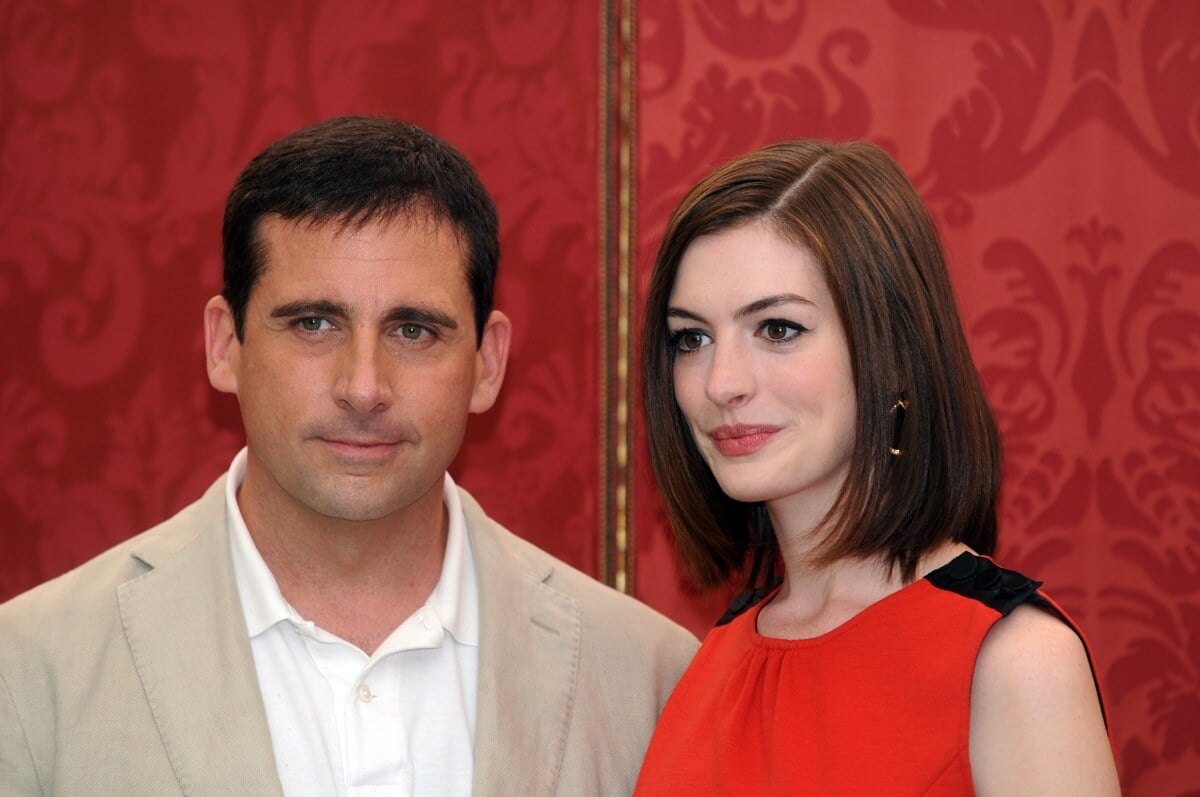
left=0, top=661, right=44, bottom=796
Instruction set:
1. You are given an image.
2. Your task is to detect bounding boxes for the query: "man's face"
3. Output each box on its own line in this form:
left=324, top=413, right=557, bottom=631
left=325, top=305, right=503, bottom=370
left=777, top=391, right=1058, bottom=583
left=205, top=214, right=509, bottom=527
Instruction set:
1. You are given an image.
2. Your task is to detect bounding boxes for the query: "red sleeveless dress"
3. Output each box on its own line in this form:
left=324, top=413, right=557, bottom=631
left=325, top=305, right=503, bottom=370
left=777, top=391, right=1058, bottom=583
left=633, top=553, right=1103, bottom=796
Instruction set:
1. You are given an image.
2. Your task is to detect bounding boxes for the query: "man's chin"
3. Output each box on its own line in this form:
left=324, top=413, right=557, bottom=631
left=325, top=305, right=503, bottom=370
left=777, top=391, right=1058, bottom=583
left=307, top=497, right=405, bottom=524
left=299, top=482, right=441, bottom=525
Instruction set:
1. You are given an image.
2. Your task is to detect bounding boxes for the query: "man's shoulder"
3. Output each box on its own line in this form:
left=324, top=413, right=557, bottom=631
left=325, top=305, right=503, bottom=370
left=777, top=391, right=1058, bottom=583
left=0, top=476, right=227, bottom=635
left=457, top=486, right=698, bottom=651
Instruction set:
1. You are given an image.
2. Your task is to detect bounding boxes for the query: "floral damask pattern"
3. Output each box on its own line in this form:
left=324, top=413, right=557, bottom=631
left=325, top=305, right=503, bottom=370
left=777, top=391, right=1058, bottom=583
left=968, top=212, right=1199, bottom=794
left=2, top=0, right=1197, bottom=792
left=633, top=1, right=1199, bottom=792
left=1, top=0, right=602, bottom=591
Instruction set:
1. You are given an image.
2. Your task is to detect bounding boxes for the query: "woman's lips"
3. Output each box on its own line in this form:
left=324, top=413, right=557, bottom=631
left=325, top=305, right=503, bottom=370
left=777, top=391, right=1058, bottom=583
left=708, top=425, right=779, bottom=457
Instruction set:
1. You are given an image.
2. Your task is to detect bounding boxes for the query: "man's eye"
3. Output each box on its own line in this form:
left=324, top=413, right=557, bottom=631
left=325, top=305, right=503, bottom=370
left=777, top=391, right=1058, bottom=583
left=297, top=317, right=331, bottom=332
left=399, top=324, right=428, bottom=340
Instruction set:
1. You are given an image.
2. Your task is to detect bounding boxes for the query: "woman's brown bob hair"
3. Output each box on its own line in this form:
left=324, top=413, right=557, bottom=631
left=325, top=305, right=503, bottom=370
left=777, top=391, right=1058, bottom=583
left=642, top=139, right=1001, bottom=591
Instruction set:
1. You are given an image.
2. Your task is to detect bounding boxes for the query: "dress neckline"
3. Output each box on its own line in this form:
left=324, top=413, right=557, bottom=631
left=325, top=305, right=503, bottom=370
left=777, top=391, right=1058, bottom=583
left=746, top=551, right=978, bottom=647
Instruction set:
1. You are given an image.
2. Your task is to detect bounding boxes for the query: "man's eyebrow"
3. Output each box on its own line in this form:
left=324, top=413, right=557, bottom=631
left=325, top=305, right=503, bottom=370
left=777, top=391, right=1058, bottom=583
left=270, top=300, right=346, bottom=319
left=384, top=306, right=458, bottom=330
left=268, top=301, right=458, bottom=330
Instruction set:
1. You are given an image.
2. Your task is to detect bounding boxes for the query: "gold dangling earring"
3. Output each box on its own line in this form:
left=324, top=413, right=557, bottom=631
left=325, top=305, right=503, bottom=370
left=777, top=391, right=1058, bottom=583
left=889, top=394, right=909, bottom=457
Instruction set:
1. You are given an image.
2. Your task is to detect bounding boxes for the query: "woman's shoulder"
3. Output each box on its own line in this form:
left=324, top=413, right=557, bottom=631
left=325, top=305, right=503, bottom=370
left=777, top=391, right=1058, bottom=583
left=974, top=600, right=1096, bottom=696
left=968, top=600, right=1120, bottom=794
left=923, top=552, right=1101, bottom=710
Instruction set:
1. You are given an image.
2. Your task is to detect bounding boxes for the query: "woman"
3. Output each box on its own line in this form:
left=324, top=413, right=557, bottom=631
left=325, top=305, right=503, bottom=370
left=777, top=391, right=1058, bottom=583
left=634, top=140, right=1120, bottom=795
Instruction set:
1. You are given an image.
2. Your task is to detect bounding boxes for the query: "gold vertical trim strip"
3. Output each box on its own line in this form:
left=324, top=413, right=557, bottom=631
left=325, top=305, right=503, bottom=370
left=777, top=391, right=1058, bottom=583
left=598, top=0, right=637, bottom=593
left=598, top=0, right=637, bottom=592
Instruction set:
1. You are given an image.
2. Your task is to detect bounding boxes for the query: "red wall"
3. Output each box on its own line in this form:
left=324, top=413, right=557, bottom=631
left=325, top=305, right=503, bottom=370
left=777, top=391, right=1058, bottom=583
left=2, top=1, right=1197, bottom=793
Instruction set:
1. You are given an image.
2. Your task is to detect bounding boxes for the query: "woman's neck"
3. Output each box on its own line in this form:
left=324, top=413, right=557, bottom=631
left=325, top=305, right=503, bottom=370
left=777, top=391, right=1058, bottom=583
left=758, top=526, right=966, bottom=640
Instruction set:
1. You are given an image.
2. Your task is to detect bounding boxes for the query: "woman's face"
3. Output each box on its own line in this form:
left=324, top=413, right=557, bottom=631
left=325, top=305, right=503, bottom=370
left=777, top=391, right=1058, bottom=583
left=667, top=221, right=857, bottom=530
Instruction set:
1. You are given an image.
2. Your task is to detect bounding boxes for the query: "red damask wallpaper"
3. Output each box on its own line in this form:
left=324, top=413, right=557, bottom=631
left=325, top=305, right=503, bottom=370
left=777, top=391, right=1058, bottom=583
left=2, top=1, right=1197, bottom=794
left=0, top=0, right=604, bottom=583
left=628, top=2, right=1199, bottom=794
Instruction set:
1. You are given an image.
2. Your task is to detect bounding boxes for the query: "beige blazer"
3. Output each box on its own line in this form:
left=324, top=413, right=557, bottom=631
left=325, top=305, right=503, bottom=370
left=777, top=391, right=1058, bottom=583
left=0, top=477, right=698, bottom=796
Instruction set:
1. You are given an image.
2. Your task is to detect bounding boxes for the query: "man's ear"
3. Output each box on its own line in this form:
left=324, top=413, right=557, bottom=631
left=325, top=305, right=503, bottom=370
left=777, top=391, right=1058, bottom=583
left=469, top=310, right=512, bottom=414
left=205, top=296, right=241, bottom=395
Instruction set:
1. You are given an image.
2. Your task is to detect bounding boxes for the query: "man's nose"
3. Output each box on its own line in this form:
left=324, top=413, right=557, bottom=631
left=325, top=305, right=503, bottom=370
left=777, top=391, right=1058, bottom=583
left=334, top=333, right=394, bottom=413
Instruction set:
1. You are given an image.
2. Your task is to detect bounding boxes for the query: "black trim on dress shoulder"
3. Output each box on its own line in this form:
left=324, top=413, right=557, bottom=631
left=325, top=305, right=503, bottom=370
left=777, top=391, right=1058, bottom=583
left=926, top=551, right=1109, bottom=729
left=925, top=552, right=1045, bottom=615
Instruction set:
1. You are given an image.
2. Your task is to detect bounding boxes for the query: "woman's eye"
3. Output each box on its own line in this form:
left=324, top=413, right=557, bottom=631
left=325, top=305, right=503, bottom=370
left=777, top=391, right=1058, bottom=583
left=673, top=330, right=710, bottom=352
left=761, top=321, right=802, bottom=342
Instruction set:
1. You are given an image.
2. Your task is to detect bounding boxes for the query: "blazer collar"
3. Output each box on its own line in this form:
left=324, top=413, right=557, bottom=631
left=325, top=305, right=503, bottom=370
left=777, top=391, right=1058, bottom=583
left=116, top=478, right=581, bottom=797
left=461, top=488, right=582, bottom=797
left=118, top=476, right=285, bottom=797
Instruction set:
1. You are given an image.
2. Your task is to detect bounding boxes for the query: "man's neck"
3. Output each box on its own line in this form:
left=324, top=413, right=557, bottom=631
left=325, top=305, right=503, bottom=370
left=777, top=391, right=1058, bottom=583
left=237, top=476, right=449, bottom=654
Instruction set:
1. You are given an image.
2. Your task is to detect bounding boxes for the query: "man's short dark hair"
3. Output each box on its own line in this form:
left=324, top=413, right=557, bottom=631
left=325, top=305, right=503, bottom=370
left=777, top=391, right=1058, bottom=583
left=222, top=116, right=499, bottom=344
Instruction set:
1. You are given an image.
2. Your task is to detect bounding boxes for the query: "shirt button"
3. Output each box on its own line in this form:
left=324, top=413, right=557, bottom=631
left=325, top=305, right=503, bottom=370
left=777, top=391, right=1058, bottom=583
left=357, top=684, right=374, bottom=703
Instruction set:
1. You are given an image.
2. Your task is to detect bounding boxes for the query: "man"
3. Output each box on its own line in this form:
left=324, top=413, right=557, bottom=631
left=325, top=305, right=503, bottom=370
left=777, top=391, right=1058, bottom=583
left=0, top=116, right=697, bottom=796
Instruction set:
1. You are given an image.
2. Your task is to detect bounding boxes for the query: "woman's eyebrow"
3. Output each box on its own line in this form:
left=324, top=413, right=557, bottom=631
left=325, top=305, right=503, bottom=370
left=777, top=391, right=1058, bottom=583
left=667, top=293, right=813, bottom=324
left=734, top=293, right=813, bottom=319
left=666, top=307, right=706, bottom=323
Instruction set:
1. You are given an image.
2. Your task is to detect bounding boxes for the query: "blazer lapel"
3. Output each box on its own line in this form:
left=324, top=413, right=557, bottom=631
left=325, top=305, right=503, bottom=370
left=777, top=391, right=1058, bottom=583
left=463, top=491, right=581, bottom=797
left=118, top=479, right=284, bottom=797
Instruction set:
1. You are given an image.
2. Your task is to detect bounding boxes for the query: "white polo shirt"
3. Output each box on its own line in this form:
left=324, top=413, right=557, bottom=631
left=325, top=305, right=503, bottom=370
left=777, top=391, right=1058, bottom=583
left=224, top=449, right=479, bottom=796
